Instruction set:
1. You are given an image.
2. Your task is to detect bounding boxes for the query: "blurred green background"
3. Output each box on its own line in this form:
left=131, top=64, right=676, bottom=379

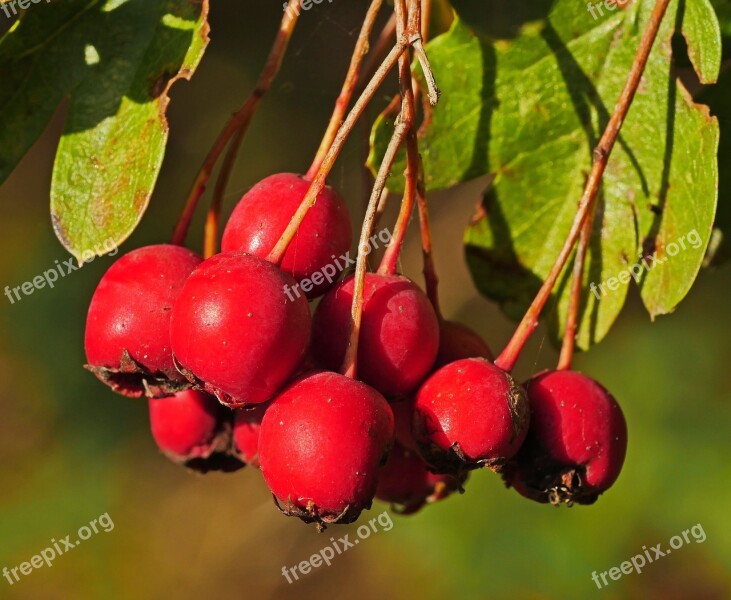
left=1, top=2, right=730, bottom=598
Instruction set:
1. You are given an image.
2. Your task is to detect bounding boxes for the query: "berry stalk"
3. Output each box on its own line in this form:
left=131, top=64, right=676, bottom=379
left=359, top=13, right=397, bottom=216
left=171, top=0, right=300, bottom=247
left=204, top=125, right=245, bottom=259
left=306, top=0, right=385, bottom=181
left=266, top=36, right=412, bottom=265
left=557, top=200, right=596, bottom=371
left=377, top=1, right=419, bottom=276
left=360, top=13, right=397, bottom=89
left=341, top=119, right=411, bottom=379
left=368, top=0, right=433, bottom=232
left=341, top=0, right=419, bottom=379
left=414, top=152, right=441, bottom=317
left=495, top=0, right=672, bottom=373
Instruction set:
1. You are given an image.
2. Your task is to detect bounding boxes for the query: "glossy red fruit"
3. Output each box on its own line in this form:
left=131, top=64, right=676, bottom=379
left=85, top=244, right=202, bottom=398
left=170, top=252, right=311, bottom=408
left=312, top=273, right=440, bottom=396
left=259, top=371, right=394, bottom=527
left=435, top=320, right=493, bottom=368
left=232, top=402, right=269, bottom=468
left=413, top=358, right=529, bottom=474
left=148, top=390, right=243, bottom=473
left=221, top=173, right=352, bottom=298
left=503, top=370, right=627, bottom=506
left=376, top=444, right=466, bottom=514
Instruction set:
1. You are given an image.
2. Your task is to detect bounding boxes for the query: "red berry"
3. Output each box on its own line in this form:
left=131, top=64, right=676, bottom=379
left=312, top=273, right=440, bottom=396
left=148, top=390, right=243, bottom=473
left=413, top=358, right=529, bottom=474
left=85, top=244, right=202, bottom=398
left=435, top=320, right=493, bottom=368
left=170, top=252, right=311, bottom=408
left=258, top=371, right=394, bottom=527
left=221, top=173, right=352, bottom=298
left=232, top=402, right=269, bottom=468
left=503, top=370, right=627, bottom=505
left=376, top=443, right=466, bottom=514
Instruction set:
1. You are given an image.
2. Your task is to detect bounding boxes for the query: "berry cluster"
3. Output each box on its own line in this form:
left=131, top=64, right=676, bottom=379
left=85, top=170, right=628, bottom=529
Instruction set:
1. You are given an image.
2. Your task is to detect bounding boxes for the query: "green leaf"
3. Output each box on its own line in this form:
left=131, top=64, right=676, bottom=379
left=682, top=0, right=723, bottom=81
left=0, top=0, right=209, bottom=261
left=370, top=0, right=721, bottom=350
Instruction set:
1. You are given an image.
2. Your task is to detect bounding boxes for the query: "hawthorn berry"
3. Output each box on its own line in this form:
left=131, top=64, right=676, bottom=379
left=312, top=273, right=440, bottom=396
left=413, top=358, right=529, bottom=474
left=221, top=173, right=352, bottom=298
left=435, top=320, right=493, bottom=368
left=376, top=443, right=466, bottom=514
left=170, top=252, right=311, bottom=408
left=258, top=371, right=394, bottom=527
left=503, top=370, right=627, bottom=505
left=148, top=390, right=244, bottom=473
left=232, top=402, right=269, bottom=468
left=84, top=244, right=202, bottom=398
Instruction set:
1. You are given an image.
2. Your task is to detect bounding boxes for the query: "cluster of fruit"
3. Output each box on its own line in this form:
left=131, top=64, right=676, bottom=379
left=85, top=172, right=627, bottom=529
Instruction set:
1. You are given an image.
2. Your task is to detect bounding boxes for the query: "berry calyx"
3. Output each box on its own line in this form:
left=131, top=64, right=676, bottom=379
left=258, top=371, right=394, bottom=528
left=232, top=402, right=269, bottom=468
left=376, top=443, right=466, bottom=514
left=221, top=173, right=352, bottom=298
left=435, top=320, right=493, bottom=369
left=503, top=370, right=627, bottom=506
left=84, top=244, right=202, bottom=398
left=170, top=252, right=311, bottom=408
left=312, top=273, right=440, bottom=396
left=413, top=358, right=529, bottom=475
left=148, top=390, right=244, bottom=473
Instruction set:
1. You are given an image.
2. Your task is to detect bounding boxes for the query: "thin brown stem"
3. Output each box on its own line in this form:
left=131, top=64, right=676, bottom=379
left=359, top=14, right=397, bottom=93
left=306, top=0, right=385, bottom=180
left=342, top=0, right=416, bottom=378
left=376, top=132, right=416, bottom=275
left=377, top=1, right=418, bottom=276
left=415, top=153, right=441, bottom=318
left=557, top=201, right=596, bottom=371
left=374, top=188, right=391, bottom=224
left=410, top=0, right=440, bottom=315
left=203, top=125, right=245, bottom=258
left=171, top=0, right=300, bottom=246
left=341, top=121, right=411, bottom=378
left=495, top=0, right=672, bottom=373
left=410, top=37, right=439, bottom=105
left=421, top=0, right=432, bottom=41
left=359, top=14, right=397, bottom=215
left=267, top=37, right=410, bottom=265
